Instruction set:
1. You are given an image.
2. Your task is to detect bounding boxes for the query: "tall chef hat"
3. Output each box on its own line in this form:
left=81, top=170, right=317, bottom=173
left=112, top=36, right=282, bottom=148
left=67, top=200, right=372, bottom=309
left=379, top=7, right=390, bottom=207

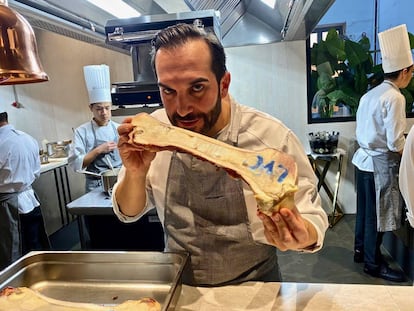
left=83, top=64, right=111, bottom=104
left=378, top=24, right=413, bottom=73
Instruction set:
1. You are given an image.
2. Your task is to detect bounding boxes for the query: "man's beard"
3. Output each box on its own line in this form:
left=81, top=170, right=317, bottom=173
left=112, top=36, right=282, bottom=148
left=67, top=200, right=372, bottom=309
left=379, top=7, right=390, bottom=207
left=169, top=94, right=222, bottom=136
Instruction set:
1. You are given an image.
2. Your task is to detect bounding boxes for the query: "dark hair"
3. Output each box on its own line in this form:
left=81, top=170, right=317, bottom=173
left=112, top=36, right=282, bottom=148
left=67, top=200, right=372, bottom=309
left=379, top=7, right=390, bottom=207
left=151, top=23, right=227, bottom=83
left=0, top=111, right=7, bottom=123
left=384, top=64, right=413, bottom=80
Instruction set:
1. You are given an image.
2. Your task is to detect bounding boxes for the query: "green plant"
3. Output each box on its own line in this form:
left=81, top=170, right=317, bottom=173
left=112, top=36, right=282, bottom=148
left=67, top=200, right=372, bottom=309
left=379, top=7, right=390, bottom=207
left=310, top=28, right=414, bottom=118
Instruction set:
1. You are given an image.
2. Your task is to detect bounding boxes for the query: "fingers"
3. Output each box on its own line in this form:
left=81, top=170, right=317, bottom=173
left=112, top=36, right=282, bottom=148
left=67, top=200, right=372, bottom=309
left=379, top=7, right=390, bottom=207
left=118, top=123, right=134, bottom=136
left=258, top=211, right=291, bottom=251
left=258, top=207, right=308, bottom=251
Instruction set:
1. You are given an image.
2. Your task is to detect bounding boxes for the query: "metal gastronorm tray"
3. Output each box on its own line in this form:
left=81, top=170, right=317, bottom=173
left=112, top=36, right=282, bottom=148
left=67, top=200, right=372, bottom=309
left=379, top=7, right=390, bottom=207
left=0, top=251, right=188, bottom=310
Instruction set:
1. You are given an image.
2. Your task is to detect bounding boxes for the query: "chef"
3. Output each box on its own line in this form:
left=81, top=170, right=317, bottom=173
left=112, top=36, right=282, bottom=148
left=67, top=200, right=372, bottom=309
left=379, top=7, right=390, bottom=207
left=0, top=109, right=50, bottom=270
left=68, top=64, right=122, bottom=192
left=352, top=24, right=413, bottom=282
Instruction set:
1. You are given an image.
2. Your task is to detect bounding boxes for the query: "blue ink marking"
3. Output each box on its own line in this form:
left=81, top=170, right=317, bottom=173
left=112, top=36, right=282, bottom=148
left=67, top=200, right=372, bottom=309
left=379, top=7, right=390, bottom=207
left=249, top=156, right=289, bottom=183
left=249, top=156, right=275, bottom=175
left=263, top=161, right=275, bottom=175
left=277, top=164, right=288, bottom=182
left=249, top=155, right=263, bottom=170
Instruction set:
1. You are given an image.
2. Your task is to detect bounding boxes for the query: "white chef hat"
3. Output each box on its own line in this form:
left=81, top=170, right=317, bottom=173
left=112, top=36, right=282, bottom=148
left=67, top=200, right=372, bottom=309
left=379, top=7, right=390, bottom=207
left=83, top=64, right=111, bottom=104
left=378, top=24, right=413, bottom=73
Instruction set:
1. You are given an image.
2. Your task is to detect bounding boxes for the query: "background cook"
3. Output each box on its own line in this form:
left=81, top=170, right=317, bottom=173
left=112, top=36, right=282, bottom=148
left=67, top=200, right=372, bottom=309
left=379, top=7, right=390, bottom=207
left=352, top=24, right=412, bottom=282
left=68, top=64, right=122, bottom=192
left=0, top=109, right=50, bottom=270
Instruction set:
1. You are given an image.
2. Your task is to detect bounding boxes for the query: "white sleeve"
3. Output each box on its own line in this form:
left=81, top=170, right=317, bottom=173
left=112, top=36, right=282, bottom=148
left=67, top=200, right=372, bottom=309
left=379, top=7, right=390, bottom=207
left=68, top=128, right=87, bottom=172
left=399, top=127, right=414, bottom=228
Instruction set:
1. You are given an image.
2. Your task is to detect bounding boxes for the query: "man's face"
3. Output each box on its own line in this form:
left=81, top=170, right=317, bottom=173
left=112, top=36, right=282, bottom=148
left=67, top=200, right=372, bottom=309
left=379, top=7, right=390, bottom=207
left=155, top=39, right=228, bottom=137
left=90, top=102, right=112, bottom=126
left=401, top=65, right=414, bottom=89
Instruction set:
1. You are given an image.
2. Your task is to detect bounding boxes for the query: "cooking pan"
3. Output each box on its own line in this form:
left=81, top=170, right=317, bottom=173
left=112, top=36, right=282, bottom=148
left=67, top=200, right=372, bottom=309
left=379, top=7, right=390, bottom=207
left=101, top=167, right=121, bottom=195
left=78, top=168, right=121, bottom=195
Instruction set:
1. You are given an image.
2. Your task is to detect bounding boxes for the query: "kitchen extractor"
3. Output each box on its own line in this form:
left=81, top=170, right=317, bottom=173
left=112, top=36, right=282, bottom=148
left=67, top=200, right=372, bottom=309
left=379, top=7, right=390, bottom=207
left=105, top=10, right=220, bottom=113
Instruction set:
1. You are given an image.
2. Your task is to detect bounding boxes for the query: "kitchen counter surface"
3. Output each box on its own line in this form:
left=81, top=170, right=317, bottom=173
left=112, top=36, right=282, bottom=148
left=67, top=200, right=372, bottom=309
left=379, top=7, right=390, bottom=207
left=176, top=281, right=413, bottom=310
left=66, top=188, right=112, bottom=215
left=40, top=157, right=68, bottom=174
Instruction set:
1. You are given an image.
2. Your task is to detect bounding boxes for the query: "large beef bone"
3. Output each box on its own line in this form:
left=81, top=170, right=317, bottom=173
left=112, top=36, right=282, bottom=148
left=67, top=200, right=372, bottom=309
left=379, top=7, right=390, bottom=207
left=129, top=113, right=298, bottom=215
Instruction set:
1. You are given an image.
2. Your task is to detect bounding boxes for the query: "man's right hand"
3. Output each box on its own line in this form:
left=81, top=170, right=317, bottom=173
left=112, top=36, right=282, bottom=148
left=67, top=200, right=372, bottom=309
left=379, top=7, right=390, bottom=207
left=117, top=117, right=156, bottom=173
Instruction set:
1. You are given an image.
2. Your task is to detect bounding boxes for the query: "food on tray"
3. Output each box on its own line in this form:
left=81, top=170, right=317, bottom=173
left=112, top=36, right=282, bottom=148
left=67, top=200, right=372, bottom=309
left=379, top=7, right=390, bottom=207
left=129, top=113, right=298, bottom=215
left=0, top=286, right=161, bottom=311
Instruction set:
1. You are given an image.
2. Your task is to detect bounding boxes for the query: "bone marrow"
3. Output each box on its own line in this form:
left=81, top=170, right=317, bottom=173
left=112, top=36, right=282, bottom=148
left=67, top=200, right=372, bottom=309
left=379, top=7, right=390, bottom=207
left=129, top=113, right=298, bottom=215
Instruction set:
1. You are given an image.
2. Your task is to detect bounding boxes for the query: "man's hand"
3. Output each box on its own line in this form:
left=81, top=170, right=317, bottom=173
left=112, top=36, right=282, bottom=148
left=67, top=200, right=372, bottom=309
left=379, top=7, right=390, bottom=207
left=117, top=117, right=156, bottom=174
left=257, top=206, right=317, bottom=251
left=97, top=141, right=118, bottom=154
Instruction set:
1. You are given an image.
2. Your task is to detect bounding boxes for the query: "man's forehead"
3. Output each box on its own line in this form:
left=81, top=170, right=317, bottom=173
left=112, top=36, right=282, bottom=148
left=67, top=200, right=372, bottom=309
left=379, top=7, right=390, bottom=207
left=93, top=103, right=111, bottom=108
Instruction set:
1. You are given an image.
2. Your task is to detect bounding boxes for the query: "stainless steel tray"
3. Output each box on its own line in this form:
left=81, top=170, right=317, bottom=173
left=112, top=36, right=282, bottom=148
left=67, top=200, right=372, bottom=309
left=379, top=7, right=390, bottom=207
left=0, top=251, right=188, bottom=310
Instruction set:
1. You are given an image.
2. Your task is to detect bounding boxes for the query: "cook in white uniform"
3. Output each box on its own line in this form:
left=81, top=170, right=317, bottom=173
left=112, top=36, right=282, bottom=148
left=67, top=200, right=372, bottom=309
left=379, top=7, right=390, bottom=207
left=112, top=23, right=328, bottom=286
left=0, top=109, right=50, bottom=270
left=352, top=24, right=413, bottom=282
left=68, top=64, right=122, bottom=192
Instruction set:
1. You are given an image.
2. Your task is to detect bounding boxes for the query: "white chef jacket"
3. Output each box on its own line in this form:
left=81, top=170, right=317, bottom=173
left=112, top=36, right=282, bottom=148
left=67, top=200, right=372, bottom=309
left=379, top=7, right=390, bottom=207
left=352, top=80, right=406, bottom=172
left=112, top=97, right=328, bottom=252
left=399, top=126, right=414, bottom=227
left=0, top=124, right=40, bottom=214
left=68, top=119, right=121, bottom=172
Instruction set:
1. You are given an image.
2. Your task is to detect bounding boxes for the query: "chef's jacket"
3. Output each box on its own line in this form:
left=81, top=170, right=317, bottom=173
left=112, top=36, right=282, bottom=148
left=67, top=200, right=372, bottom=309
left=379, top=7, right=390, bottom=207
left=112, top=97, right=328, bottom=252
left=352, top=80, right=406, bottom=172
left=0, top=124, right=40, bottom=214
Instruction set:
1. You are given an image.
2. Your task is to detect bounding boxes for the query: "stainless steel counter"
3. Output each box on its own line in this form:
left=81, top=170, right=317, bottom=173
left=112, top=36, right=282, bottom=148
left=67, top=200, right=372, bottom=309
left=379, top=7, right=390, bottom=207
left=40, top=158, right=68, bottom=174
left=35, top=157, right=73, bottom=235
left=66, top=188, right=113, bottom=215
left=66, top=189, right=164, bottom=251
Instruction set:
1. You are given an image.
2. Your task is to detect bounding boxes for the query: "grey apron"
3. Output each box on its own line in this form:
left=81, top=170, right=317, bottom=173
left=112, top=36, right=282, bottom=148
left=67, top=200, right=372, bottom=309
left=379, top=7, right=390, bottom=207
left=85, top=121, right=121, bottom=192
left=164, top=104, right=279, bottom=286
left=372, top=152, right=403, bottom=232
left=0, top=192, right=21, bottom=270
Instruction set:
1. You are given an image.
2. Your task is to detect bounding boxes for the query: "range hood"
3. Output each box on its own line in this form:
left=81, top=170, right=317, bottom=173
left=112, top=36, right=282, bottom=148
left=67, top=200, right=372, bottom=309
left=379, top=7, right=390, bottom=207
left=105, top=10, right=220, bottom=111
left=8, top=0, right=335, bottom=49
left=7, top=0, right=335, bottom=114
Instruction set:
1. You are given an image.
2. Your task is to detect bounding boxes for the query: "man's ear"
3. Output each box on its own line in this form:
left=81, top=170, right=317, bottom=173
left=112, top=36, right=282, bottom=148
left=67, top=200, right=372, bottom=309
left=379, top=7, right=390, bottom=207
left=220, top=72, right=231, bottom=97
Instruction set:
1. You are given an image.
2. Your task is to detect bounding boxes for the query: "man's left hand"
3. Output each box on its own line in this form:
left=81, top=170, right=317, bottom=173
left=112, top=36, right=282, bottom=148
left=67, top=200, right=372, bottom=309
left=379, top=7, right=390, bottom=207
left=257, top=206, right=317, bottom=251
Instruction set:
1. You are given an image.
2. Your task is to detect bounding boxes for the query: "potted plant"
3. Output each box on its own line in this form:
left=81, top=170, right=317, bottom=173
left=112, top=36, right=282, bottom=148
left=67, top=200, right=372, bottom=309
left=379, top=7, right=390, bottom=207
left=310, top=28, right=414, bottom=119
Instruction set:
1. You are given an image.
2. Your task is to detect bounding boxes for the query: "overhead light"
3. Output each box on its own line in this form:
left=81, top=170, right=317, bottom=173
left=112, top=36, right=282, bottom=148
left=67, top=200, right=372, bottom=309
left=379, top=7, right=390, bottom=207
left=0, top=0, right=48, bottom=85
left=86, top=0, right=141, bottom=19
left=261, top=0, right=276, bottom=9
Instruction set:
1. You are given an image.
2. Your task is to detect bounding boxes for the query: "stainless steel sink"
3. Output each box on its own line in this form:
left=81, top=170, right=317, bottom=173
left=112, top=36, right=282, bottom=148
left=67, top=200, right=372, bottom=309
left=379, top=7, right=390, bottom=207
left=0, top=251, right=188, bottom=310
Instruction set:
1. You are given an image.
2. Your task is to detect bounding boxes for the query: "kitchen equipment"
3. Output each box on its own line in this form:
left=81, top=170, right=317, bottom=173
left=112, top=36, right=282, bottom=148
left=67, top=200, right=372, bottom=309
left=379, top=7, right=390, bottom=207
left=77, top=169, right=102, bottom=178
left=46, top=140, right=71, bottom=158
left=39, top=150, right=49, bottom=164
left=77, top=168, right=121, bottom=195
left=308, top=131, right=339, bottom=154
left=0, top=251, right=188, bottom=311
left=101, top=167, right=121, bottom=195
left=105, top=154, right=116, bottom=173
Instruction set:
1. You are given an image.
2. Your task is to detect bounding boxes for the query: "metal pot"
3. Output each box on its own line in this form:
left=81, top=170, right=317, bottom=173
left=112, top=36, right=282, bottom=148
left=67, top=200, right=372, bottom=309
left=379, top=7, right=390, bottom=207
left=46, top=140, right=71, bottom=158
left=101, top=168, right=121, bottom=195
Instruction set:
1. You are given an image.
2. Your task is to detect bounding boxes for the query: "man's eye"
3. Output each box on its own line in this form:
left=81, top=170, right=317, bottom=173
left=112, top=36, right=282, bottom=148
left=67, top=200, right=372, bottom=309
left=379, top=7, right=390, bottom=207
left=192, top=84, right=204, bottom=92
left=162, top=88, right=174, bottom=95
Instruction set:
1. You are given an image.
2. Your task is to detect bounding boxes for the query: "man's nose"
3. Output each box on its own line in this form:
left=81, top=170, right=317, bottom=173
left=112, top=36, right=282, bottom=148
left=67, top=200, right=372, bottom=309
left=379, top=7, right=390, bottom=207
left=176, top=96, right=193, bottom=116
